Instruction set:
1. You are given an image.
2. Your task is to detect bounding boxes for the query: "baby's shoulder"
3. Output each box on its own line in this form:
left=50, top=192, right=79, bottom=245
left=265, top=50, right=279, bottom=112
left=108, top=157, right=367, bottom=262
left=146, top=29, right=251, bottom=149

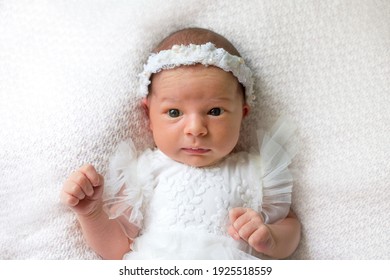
left=223, top=150, right=259, bottom=167
left=137, top=148, right=186, bottom=178
left=221, top=151, right=261, bottom=180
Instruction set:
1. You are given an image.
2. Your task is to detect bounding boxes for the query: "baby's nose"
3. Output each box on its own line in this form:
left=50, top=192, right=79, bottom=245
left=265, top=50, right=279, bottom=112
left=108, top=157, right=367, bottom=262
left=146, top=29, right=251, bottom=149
left=184, top=115, right=207, bottom=136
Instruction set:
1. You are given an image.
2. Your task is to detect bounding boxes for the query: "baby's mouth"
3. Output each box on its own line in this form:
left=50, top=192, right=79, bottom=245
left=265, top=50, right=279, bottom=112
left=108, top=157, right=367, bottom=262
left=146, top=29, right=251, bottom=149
left=182, top=147, right=211, bottom=154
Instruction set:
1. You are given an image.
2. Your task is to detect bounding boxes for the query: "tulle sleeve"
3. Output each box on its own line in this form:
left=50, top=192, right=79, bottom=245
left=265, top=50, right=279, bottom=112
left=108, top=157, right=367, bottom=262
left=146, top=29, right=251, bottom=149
left=102, top=140, right=154, bottom=240
left=258, top=118, right=297, bottom=224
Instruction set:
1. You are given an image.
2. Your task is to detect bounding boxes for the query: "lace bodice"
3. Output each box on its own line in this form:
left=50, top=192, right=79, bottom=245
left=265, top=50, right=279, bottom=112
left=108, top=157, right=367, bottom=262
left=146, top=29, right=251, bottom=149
left=142, top=151, right=259, bottom=237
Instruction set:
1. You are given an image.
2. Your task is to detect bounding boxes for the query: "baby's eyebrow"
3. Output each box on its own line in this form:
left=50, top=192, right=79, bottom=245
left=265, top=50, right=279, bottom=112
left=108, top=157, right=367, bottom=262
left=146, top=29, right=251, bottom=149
left=157, top=94, right=235, bottom=104
left=158, top=97, right=180, bottom=103
left=209, top=96, right=235, bottom=103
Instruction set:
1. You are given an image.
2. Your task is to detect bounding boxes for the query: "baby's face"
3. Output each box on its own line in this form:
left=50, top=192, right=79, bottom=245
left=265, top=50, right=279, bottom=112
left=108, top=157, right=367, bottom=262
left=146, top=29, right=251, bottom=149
left=144, top=64, right=249, bottom=167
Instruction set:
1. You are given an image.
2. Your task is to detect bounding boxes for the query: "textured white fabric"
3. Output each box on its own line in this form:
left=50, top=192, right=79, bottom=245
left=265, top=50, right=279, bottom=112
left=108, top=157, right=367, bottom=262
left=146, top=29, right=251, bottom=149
left=0, top=0, right=389, bottom=259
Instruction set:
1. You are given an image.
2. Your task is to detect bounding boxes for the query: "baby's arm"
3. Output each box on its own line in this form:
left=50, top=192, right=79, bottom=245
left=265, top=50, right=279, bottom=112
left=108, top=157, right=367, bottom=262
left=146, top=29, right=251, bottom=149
left=228, top=208, right=301, bottom=259
left=60, top=164, right=130, bottom=259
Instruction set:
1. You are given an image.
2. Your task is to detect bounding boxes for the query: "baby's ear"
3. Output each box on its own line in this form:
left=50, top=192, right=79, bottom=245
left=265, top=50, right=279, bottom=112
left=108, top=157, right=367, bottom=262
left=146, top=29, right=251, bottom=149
left=141, top=97, right=149, bottom=116
left=242, top=104, right=250, bottom=118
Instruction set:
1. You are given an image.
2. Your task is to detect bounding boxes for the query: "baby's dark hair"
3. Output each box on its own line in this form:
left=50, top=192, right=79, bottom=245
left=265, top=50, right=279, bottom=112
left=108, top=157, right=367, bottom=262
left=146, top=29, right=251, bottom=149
left=153, top=27, right=241, bottom=57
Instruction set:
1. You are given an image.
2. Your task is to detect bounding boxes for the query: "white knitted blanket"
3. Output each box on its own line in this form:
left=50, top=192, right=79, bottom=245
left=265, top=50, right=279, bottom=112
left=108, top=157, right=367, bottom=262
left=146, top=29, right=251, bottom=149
left=0, top=0, right=389, bottom=259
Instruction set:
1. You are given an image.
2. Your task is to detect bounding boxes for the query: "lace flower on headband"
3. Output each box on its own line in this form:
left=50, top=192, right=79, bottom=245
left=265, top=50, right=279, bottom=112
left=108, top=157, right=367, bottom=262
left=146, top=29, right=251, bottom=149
left=138, top=42, right=255, bottom=103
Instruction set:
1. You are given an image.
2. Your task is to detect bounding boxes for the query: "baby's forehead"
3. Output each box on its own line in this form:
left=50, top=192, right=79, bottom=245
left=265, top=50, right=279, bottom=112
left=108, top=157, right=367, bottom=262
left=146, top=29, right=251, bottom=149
left=150, top=65, right=243, bottom=101
left=152, top=64, right=239, bottom=83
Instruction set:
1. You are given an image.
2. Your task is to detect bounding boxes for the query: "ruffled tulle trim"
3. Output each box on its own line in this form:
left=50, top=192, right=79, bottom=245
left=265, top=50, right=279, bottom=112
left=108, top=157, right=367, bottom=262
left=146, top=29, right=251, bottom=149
left=257, top=117, right=297, bottom=224
left=103, top=140, right=155, bottom=239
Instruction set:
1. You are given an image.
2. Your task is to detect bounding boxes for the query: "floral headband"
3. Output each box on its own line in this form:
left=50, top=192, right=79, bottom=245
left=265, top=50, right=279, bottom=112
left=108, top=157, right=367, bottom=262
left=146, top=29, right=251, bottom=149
left=138, top=42, right=255, bottom=104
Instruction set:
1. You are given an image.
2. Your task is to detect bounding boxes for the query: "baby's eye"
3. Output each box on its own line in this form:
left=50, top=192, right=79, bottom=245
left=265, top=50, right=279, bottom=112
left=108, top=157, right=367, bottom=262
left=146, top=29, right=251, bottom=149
left=167, top=109, right=182, bottom=118
left=208, top=108, right=225, bottom=116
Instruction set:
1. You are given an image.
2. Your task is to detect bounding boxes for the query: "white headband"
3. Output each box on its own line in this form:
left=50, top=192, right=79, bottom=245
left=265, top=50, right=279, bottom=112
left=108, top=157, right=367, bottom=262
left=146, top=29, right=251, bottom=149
left=138, top=42, right=255, bottom=103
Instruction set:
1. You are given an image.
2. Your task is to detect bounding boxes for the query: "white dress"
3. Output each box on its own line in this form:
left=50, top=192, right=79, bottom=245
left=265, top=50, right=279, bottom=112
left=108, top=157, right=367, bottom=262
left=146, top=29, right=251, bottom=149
left=103, top=120, right=296, bottom=260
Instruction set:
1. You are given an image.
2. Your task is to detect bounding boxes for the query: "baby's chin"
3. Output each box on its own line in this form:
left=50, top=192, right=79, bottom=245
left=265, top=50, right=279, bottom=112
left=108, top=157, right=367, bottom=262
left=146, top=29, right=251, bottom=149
left=175, top=155, right=226, bottom=168
left=158, top=147, right=230, bottom=168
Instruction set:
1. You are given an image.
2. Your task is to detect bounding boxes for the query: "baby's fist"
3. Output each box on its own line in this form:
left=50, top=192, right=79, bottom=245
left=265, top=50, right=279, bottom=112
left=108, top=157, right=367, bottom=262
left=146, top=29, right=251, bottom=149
left=228, top=207, right=274, bottom=253
left=61, top=164, right=104, bottom=216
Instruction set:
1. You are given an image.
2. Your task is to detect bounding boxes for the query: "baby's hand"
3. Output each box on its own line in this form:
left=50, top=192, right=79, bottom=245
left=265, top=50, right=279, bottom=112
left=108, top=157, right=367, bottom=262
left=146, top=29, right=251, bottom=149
left=228, top=207, right=274, bottom=253
left=60, top=164, right=104, bottom=217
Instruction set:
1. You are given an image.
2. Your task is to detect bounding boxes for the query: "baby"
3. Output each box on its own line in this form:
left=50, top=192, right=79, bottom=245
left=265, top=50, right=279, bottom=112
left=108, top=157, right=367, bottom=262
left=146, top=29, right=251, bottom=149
left=61, top=27, right=301, bottom=259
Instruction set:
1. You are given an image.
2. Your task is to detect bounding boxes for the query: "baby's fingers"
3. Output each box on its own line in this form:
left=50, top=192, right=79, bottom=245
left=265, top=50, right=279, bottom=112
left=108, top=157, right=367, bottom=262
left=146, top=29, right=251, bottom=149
left=79, top=164, right=103, bottom=188
left=60, top=190, right=80, bottom=207
left=248, top=226, right=274, bottom=253
left=229, top=207, right=247, bottom=223
left=61, top=179, right=90, bottom=210
left=230, top=208, right=263, bottom=229
left=61, top=164, right=102, bottom=202
left=227, top=225, right=240, bottom=240
left=66, top=170, right=94, bottom=198
left=229, top=208, right=266, bottom=241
